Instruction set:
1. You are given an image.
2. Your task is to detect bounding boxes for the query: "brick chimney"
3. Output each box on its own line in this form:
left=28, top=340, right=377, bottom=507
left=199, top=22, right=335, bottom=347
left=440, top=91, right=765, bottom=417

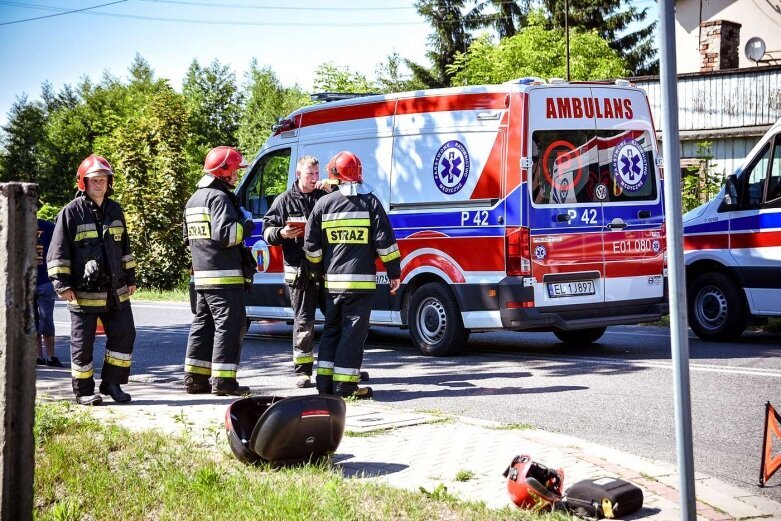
left=700, top=20, right=742, bottom=72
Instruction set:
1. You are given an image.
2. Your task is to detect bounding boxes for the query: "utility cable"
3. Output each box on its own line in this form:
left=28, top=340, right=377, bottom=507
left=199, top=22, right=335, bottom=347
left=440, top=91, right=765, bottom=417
left=0, top=0, right=126, bottom=25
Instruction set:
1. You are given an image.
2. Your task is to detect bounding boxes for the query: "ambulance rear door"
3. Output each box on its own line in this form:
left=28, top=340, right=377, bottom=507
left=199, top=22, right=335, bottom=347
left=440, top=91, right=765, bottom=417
left=527, top=86, right=606, bottom=308
left=591, top=86, right=665, bottom=306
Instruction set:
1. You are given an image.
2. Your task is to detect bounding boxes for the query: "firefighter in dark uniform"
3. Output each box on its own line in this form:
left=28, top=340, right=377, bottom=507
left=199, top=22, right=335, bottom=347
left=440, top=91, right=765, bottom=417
left=262, top=155, right=333, bottom=388
left=304, top=151, right=401, bottom=399
left=47, top=154, right=137, bottom=406
left=183, top=146, right=255, bottom=396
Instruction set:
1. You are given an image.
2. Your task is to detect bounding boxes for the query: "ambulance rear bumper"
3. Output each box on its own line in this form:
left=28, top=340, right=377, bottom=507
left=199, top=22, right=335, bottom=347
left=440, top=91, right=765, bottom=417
left=496, top=277, right=669, bottom=331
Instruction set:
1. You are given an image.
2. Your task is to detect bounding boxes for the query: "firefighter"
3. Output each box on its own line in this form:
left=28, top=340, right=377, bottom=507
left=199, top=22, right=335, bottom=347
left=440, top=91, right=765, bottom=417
left=262, top=156, right=333, bottom=388
left=47, top=154, right=137, bottom=406
left=183, top=146, right=256, bottom=396
left=304, top=151, right=401, bottom=399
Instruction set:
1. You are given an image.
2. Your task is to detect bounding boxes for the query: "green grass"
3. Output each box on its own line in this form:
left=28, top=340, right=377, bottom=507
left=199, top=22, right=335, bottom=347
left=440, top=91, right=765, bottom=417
left=455, top=469, right=475, bottom=482
left=131, top=287, right=189, bottom=302
left=491, top=423, right=535, bottom=431
left=33, top=402, right=574, bottom=521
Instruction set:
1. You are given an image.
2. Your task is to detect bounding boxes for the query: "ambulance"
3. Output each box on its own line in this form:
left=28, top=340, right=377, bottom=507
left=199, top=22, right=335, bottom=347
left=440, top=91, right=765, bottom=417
left=683, top=117, right=781, bottom=341
left=236, top=79, right=668, bottom=356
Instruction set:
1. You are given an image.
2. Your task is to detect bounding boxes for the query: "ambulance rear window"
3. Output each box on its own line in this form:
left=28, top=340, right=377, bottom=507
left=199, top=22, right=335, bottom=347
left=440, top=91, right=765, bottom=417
left=531, top=129, right=657, bottom=205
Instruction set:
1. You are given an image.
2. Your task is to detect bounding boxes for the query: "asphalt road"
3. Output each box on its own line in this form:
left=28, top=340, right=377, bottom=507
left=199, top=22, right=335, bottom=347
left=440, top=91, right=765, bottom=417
left=52, top=301, right=781, bottom=503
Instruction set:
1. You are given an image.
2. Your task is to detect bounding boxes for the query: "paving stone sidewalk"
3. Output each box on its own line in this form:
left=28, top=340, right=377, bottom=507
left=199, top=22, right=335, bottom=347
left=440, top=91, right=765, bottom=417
left=35, top=367, right=781, bottom=521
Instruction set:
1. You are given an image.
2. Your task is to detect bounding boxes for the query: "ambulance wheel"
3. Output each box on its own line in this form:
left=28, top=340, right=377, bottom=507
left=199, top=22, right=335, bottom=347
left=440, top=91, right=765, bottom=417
left=409, top=282, right=469, bottom=356
left=553, top=327, right=606, bottom=345
left=688, top=272, right=746, bottom=341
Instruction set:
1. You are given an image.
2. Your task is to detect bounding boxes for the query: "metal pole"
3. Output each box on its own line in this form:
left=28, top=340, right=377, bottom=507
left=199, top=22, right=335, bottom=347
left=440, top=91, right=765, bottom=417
left=659, top=1, right=697, bottom=519
left=565, top=0, right=571, bottom=81
left=0, top=183, right=38, bottom=521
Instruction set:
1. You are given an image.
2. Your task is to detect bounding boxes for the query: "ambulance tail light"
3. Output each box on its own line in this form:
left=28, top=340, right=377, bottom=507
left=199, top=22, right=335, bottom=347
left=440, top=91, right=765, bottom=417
left=506, top=226, right=531, bottom=276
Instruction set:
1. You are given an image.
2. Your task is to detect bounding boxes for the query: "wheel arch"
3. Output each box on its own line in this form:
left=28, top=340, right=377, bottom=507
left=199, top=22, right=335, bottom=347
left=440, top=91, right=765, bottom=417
left=400, top=271, right=464, bottom=327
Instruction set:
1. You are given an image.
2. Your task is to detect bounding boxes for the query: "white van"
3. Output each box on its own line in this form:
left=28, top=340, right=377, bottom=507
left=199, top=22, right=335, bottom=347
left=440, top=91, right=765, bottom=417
left=684, top=117, right=781, bottom=341
left=236, top=80, right=668, bottom=355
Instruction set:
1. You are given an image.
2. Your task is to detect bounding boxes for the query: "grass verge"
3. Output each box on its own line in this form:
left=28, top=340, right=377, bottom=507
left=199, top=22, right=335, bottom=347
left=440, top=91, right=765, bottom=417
left=132, top=287, right=189, bottom=302
left=34, top=402, right=573, bottom=521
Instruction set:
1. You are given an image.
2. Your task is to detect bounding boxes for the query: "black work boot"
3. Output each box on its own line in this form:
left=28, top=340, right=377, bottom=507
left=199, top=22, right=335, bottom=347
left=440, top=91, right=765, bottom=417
left=212, top=378, right=251, bottom=397
left=359, top=371, right=370, bottom=382
left=335, top=383, right=374, bottom=400
left=76, top=393, right=103, bottom=406
left=99, top=381, right=132, bottom=403
left=184, top=375, right=210, bottom=394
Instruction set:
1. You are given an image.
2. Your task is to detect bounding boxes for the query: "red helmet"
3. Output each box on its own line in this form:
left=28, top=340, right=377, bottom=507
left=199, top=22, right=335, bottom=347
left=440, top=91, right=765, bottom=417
left=76, top=154, right=113, bottom=191
left=504, top=455, right=564, bottom=510
left=203, top=146, right=248, bottom=182
left=326, top=151, right=363, bottom=184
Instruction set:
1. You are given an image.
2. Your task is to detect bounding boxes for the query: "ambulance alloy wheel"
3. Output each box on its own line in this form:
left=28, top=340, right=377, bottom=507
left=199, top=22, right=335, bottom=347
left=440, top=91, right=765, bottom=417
left=408, top=282, right=469, bottom=356
left=688, top=272, right=746, bottom=342
left=553, top=327, right=606, bottom=345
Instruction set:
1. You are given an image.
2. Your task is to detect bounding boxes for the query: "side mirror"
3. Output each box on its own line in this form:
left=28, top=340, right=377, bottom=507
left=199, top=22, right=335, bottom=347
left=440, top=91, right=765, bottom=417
left=719, top=174, right=739, bottom=211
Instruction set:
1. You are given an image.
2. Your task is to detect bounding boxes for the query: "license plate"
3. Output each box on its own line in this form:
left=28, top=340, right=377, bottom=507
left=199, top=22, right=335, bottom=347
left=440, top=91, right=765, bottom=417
left=547, top=280, right=595, bottom=298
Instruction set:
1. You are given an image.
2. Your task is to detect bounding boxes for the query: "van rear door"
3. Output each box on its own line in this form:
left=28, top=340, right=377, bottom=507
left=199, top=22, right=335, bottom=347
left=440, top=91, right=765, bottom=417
left=527, top=86, right=606, bottom=308
left=527, top=86, right=664, bottom=311
left=591, top=86, right=665, bottom=306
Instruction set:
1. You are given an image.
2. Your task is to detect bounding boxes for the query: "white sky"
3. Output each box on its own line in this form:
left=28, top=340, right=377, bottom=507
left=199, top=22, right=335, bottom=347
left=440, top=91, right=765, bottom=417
left=0, top=0, right=430, bottom=125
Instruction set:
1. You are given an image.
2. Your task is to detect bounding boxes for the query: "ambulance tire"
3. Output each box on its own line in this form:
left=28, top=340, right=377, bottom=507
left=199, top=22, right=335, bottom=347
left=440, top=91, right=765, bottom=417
left=688, top=272, right=746, bottom=342
left=553, top=327, right=606, bottom=345
left=408, top=282, right=469, bottom=356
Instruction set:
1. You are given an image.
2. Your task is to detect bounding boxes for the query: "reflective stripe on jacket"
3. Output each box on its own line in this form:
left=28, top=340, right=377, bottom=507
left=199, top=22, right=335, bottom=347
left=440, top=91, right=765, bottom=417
left=304, top=188, right=401, bottom=294
left=184, top=175, right=254, bottom=290
left=47, top=195, right=136, bottom=313
left=262, top=182, right=328, bottom=275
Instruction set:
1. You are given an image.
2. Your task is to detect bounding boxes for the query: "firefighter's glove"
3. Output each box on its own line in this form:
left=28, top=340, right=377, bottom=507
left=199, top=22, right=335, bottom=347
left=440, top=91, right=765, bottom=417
left=240, top=206, right=253, bottom=222
left=83, top=260, right=101, bottom=287
left=293, top=262, right=312, bottom=291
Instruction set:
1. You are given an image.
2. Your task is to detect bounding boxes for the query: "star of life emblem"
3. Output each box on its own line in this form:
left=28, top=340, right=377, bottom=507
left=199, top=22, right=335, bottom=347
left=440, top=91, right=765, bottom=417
left=433, top=140, right=470, bottom=195
left=612, top=140, right=648, bottom=192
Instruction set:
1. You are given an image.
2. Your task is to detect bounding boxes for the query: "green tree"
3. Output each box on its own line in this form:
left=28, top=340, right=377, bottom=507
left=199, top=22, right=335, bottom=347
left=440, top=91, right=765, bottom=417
left=408, top=0, right=472, bottom=88
left=0, top=95, right=48, bottom=184
left=237, top=60, right=310, bottom=161
left=466, top=0, right=530, bottom=38
left=449, top=13, right=628, bottom=85
left=542, top=0, right=657, bottom=75
left=313, top=62, right=377, bottom=93
left=375, top=52, right=426, bottom=93
left=111, top=82, right=190, bottom=290
left=182, top=59, right=243, bottom=187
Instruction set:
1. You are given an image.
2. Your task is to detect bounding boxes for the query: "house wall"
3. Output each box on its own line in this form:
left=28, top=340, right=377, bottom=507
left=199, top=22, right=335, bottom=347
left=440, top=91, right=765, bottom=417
left=634, top=66, right=781, bottom=176
left=675, top=0, right=781, bottom=73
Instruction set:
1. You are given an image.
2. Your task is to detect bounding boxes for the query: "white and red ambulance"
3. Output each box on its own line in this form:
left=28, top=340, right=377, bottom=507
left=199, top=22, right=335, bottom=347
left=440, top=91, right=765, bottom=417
left=237, top=79, right=668, bottom=355
left=684, top=117, right=781, bottom=341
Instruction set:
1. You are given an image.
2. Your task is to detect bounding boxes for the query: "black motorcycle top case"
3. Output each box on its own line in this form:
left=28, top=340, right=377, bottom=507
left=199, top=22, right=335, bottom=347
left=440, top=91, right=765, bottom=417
left=565, top=477, right=643, bottom=519
left=250, top=394, right=346, bottom=465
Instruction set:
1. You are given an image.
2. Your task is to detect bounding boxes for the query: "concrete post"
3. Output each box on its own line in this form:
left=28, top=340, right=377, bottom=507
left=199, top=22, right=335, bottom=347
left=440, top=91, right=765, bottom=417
left=0, top=183, right=38, bottom=521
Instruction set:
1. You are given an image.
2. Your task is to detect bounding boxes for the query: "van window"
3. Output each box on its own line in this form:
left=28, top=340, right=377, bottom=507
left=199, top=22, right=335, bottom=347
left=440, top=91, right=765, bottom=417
left=765, top=138, right=781, bottom=206
left=598, top=130, right=658, bottom=202
left=741, top=143, right=770, bottom=209
left=531, top=130, right=598, bottom=205
left=243, top=148, right=291, bottom=217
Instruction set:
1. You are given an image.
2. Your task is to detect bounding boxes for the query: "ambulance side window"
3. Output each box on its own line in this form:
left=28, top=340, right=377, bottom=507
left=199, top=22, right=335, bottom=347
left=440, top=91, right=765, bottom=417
left=764, top=138, right=781, bottom=207
left=244, top=148, right=291, bottom=217
left=531, top=130, right=598, bottom=205
left=741, top=143, right=770, bottom=210
left=598, top=130, right=658, bottom=202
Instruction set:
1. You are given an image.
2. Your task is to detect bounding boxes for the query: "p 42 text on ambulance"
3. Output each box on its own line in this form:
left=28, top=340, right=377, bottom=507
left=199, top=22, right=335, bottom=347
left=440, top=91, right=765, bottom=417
left=237, top=79, right=668, bottom=356
left=684, top=117, right=781, bottom=341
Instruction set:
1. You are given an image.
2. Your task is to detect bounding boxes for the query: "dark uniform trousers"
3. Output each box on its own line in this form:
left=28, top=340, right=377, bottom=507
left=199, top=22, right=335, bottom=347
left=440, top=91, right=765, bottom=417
left=289, top=281, right=326, bottom=376
left=185, top=288, right=247, bottom=384
left=70, top=305, right=136, bottom=396
left=316, top=292, right=373, bottom=396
